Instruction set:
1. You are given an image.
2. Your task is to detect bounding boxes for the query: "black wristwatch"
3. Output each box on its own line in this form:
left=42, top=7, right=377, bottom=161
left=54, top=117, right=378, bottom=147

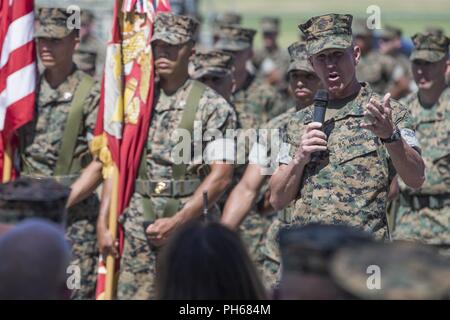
left=380, top=127, right=402, bottom=144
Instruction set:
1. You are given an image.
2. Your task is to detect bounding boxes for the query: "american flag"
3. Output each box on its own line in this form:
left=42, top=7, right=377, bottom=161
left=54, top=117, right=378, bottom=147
left=0, top=0, right=36, bottom=182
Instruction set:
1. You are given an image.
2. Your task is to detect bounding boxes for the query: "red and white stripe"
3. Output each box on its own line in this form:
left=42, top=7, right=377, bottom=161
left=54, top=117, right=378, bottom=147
left=0, top=0, right=36, bottom=133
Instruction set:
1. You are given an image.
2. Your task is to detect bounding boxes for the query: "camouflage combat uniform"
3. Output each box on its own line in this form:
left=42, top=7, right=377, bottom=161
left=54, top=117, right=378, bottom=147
left=393, top=33, right=450, bottom=257
left=20, top=8, right=100, bottom=300
left=262, top=14, right=421, bottom=288
left=215, top=25, right=286, bottom=128
left=117, top=14, right=237, bottom=300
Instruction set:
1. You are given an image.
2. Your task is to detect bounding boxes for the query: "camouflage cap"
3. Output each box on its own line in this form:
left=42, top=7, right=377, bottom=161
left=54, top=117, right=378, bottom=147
left=191, top=50, right=234, bottom=79
left=279, top=224, right=374, bottom=275
left=74, top=51, right=97, bottom=73
left=287, top=41, right=314, bottom=73
left=299, top=13, right=353, bottom=56
left=331, top=241, right=450, bottom=300
left=0, top=178, right=70, bottom=225
left=379, top=25, right=402, bottom=40
left=261, top=16, right=280, bottom=34
left=213, top=12, right=242, bottom=27
left=34, top=7, right=75, bottom=39
left=151, top=12, right=199, bottom=45
left=410, top=32, right=449, bottom=62
left=215, top=25, right=257, bottom=51
left=212, top=12, right=242, bottom=38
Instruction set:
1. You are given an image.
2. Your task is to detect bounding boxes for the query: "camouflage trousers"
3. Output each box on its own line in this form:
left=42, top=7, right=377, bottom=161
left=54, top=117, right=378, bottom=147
left=66, top=195, right=99, bottom=300
left=117, top=194, right=160, bottom=300
left=239, top=210, right=276, bottom=277
left=259, top=218, right=287, bottom=290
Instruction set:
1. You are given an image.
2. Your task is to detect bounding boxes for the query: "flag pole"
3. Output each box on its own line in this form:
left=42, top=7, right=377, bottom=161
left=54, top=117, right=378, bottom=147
left=105, top=164, right=120, bottom=300
left=2, top=141, right=12, bottom=183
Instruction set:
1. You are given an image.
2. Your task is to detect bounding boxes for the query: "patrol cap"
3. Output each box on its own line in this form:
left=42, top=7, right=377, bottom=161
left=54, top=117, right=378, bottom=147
left=0, top=178, right=70, bottom=225
left=410, top=32, right=449, bottom=62
left=379, top=25, right=402, bottom=40
left=331, top=241, right=450, bottom=300
left=261, top=17, right=280, bottom=34
left=212, top=12, right=242, bottom=39
left=279, top=224, right=374, bottom=275
left=299, top=13, right=353, bottom=56
left=215, top=25, right=257, bottom=51
left=191, top=50, right=234, bottom=79
left=151, top=12, right=199, bottom=45
left=34, top=7, right=77, bottom=39
left=213, top=12, right=242, bottom=27
left=287, top=41, right=315, bottom=73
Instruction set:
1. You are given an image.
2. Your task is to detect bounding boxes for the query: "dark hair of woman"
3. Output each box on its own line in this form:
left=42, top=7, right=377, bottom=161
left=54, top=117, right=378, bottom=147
left=156, top=220, right=267, bottom=300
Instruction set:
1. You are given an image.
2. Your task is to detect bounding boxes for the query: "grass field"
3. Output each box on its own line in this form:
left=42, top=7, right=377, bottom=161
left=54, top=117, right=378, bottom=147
left=200, top=0, right=450, bottom=48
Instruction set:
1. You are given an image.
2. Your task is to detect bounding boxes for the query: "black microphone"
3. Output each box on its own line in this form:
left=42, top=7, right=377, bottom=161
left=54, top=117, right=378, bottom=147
left=313, top=89, right=329, bottom=124
left=311, top=90, right=329, bottom=162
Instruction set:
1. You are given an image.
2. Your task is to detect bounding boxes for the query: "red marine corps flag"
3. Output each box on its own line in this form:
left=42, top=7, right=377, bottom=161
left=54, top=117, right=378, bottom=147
left=92, top=0, right=171, bottom=300
left=0, top=0, right=36, bottom=183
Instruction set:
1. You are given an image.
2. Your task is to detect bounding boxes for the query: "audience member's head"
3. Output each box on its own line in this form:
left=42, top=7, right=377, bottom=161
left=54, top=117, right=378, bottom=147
left=276, top=224, right=373, bottom=300
left=156, top=221, right=267, bottom=300
left=0, top=177, right=70, bottom=226
left=331, top=241, right=450, bottom=300
left=0, top=219, right=72, bottom=299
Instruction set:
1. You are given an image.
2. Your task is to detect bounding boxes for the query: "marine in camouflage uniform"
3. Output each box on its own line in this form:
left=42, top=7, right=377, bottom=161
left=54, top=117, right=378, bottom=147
left=331, top=241, right=450, bottom=299
left=190, top=49, right=243, bottom=211
left=20, top=8, right=100, bottom=300
left=253, top=17, right=290, bottom=100
left=215, top=25, right=286, bottom=128
left=378, top=25, right=415, bottom=100
left=393, top=33, right=450, bottom=257
left=190, top=49, right=235, bottom=103
left=263, top=14, right=424, bottom=288
left=353, top=19, right=397, bottom=95
left=117, top=13, right=237, bottom=300
left=73, top=10, right=106, bottom=77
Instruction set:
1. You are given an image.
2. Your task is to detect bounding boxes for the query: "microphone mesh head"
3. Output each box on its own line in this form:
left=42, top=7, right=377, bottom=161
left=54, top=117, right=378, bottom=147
left=314, top=89, right=329, bottom=103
